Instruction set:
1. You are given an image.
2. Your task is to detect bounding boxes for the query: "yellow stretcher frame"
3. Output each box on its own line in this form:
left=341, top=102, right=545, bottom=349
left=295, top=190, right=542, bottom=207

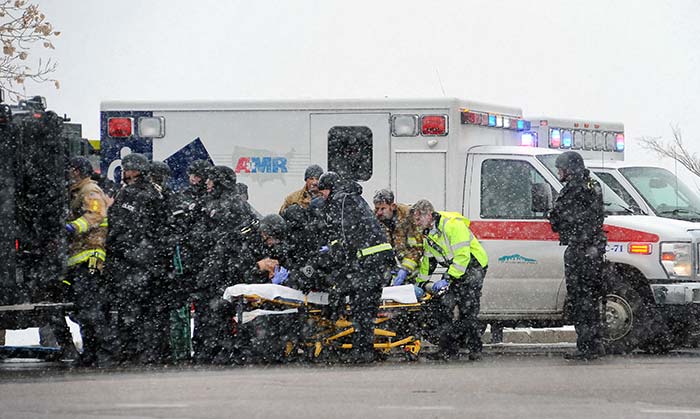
left=237, top=292, right=430, bottom=360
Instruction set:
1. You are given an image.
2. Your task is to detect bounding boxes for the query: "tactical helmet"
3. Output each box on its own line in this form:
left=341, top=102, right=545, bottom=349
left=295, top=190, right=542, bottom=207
left=318, top=171, right=340, bottom=191
left=150, top=161, right=172, bottom=178
left=207, top=165, right=237, bottom=191
left=187, top=159, right=212, bottom=178
left=69, top=156, right=94, bottom=178
left=259, top=214, right=287, bottom=238
left=304, top=164, right=324, bottom=180
left=373, top=189, right=395, bottom=205
left=121, top=153, right=150, bottom=173
left=555, top=151, right=585, bottom=176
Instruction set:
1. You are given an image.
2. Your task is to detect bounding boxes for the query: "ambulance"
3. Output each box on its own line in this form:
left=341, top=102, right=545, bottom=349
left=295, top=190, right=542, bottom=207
left=528, top=116, right=700, bottom=223
left=100, top=98, right=700, bottom=353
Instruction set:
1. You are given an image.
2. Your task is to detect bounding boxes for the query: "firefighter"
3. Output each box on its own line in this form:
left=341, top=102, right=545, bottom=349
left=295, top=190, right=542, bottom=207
left=64, top=156, right=110, bottom=366
left=192, top=165, right=257, bottom=364
left=548, top=151, right=607, bottom=360
left=372, top=189, right=424, bottom=287
left=104, top=153, right=169, bottom=365
left=279, top=164, right=324, bottom=213
left=316, top=172, right=393, bottom=363
left=412, top=199, right=488, bottom=361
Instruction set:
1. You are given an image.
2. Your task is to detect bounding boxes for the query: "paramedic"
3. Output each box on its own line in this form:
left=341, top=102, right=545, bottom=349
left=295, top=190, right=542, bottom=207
left=279, top=164, right=324, bottom=213
left=372, top=189, right=424, bottom=287
left=316, top=172, right=393, bottom=363
left=548, top=151, right=607, bottom=360
left=193, top=165, right=257, bottom=364
left=104, top=153, right=167, bottom=365
left=412, top=199, right=488, bottom=361
left=64, top=156, right=110, bottom=366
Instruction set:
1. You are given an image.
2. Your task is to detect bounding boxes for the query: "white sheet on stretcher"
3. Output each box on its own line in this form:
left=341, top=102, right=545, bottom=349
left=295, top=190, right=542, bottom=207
left=222, top=283, right=418, bottom=305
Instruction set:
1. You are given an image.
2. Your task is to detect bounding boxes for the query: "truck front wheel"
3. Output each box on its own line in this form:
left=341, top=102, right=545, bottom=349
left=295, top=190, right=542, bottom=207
left=603, top=282, right=648, bottom=354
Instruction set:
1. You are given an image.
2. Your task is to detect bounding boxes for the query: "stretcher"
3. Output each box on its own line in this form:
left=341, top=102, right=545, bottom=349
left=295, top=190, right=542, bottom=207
left=222, top=283, right=428, bottom=362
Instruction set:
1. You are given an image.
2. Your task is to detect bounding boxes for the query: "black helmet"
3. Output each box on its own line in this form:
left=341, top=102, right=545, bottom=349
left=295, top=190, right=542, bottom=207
left=555, top=151, right=586, bottom=178
left=304, top=164, right=324, bottom=180
left=150, top=161, right=172, bottom=178
left=207, top=165, right=237, bottom=191
left=259, top=214, right=287, bottom=238
left=187, top=159, right=212, bottom=178
left=318, top=171, right=340, bottom=191
left=121, top=153, right=150, bottom=173
left=69, top=156, right=93, bottom=178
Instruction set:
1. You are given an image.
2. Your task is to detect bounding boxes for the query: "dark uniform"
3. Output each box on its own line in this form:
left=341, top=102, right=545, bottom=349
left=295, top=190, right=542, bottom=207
left=317, top=172, right=393, bottom=363
left=280, top=203, right=329, bottom=291
left=548, top=151, right=607, bottom=360
left=192, top=165, right=257, bottom=364
left=104, top=153, right=169, bottom=365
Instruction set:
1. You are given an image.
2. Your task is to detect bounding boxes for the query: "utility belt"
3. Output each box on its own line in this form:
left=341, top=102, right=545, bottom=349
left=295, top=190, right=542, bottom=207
left=356, top=242, right=392, bottom=259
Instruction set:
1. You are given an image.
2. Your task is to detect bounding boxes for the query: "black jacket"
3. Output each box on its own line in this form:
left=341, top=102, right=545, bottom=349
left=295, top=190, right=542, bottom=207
left=322, top=180, right=388, bottom=262
left=549, top=170, right=606, bottom=247
left=105, top=176, right=165, bottom=294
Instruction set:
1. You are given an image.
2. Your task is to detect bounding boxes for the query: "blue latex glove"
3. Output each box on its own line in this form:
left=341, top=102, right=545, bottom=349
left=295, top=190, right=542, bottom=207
left=319, top=245, right=330, bottom=254
left=271, top=266, right=289, bottom=285
left=413, top=285, right=426, bottom=299
left=392, top=269, right=409, bottom=286
left=432, top=278, right=450, bottom=293
left=65, top=223, right=77, bottom=234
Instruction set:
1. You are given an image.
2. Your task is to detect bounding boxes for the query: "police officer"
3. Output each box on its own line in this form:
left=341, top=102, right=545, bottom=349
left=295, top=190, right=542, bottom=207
left=164, top=159, right=213, bottom=363
left=104, top=153, right=169, bottom=365
left=280, top=203, right=330, bottom=290
left=548, top=151, right=607, bottom=360
left=279, top=164, right=324, bottom=213
left=372, top=189, right=424, bottom=287
left=316, top=172, right=393, bottom=363
left=64, top=156, right=110, bottom=366
left=236, top=214, right=292, bottom=285
left=412, top=199, right=488, bottom=361
left=192, top=165, right=257, bottom=364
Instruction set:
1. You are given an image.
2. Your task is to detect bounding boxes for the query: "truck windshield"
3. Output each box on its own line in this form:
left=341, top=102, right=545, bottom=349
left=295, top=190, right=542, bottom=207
left=618, top=166, right=700, bottom=221
left=536, top=154, right=634, bottom=216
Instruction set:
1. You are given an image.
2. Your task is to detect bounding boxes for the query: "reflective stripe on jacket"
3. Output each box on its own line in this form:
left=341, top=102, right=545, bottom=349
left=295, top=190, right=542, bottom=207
left=417, top=211, right=488, bottom=283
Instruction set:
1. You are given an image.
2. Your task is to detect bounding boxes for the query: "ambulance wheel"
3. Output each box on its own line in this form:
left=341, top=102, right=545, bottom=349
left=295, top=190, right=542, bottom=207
left=603, top=281, right=649, bottom=354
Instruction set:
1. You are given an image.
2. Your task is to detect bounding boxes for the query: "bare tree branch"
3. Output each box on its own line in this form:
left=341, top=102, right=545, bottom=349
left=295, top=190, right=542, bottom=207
left=638, top=125, right=700, bottom=178
left=0, top=0, right=59, bottom=102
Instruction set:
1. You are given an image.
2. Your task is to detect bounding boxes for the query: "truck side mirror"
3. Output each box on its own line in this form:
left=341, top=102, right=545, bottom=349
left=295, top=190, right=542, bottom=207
left=531, top=183, right=552, bottom=213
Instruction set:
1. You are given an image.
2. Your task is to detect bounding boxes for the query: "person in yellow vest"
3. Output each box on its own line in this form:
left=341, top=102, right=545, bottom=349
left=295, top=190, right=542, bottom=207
left=279, top=164, right=323, bottom=213
left=65, top=156, right=110, bottom=366
left=412, top=199, right=488, bottom=361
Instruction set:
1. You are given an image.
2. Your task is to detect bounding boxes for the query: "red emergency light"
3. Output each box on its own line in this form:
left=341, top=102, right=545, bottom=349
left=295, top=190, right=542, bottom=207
left=108, top=117, right=133, bottom=138
left=421, top=115, right=447, bottom=136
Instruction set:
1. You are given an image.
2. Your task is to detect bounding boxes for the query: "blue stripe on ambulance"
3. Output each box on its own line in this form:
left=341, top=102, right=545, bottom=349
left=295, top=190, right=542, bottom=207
left=100, top=111, right=154, bottom=184
left=164, top=137, right=214, bottom=191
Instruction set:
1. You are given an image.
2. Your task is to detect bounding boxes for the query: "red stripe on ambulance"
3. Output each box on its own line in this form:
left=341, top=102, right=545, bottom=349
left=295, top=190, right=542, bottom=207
left=470, top=221, right=659, bottom=243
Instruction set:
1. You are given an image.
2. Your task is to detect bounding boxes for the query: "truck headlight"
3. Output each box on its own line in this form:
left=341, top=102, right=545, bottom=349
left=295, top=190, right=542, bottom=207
left=660, top=242, right=692, bottom=278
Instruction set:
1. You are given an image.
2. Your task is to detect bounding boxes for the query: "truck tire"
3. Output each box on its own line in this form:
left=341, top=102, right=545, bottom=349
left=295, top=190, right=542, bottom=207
left=603, top=282, right=648, bottom=354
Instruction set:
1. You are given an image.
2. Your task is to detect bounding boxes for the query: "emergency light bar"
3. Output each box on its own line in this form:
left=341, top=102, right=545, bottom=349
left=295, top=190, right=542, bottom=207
left=536, top=119, right=624, bottom=153
left=460, top=110, right=530, bottom=131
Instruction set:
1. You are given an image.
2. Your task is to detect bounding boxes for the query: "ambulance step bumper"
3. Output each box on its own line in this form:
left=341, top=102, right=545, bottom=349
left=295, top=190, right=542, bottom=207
left=650, top=283, right=700, bottom=304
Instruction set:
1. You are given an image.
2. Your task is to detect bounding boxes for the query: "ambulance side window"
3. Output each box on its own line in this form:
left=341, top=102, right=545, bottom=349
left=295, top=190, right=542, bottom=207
left=327, top=126, right=372, bottom=181
left=480, top=159, right=549, bottom=219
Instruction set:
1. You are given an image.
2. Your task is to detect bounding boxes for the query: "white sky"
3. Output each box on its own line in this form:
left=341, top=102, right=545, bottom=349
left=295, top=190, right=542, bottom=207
left=26, top=0, right=700, bottom=174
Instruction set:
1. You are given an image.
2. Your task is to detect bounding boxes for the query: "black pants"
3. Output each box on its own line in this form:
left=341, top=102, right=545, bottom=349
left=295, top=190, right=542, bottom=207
left=192, top=294, right=233, bottom=364
left=342, top=252, right=393, bottom=357
left=434, top=263, right=486, bottom=354
left=564, top=244, right=605, bottom=354
left=64, top=264, right=107, bottom=363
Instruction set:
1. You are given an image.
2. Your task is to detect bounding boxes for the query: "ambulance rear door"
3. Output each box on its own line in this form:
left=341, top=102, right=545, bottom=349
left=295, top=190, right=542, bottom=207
left=310, top=113, right=391, bottom=203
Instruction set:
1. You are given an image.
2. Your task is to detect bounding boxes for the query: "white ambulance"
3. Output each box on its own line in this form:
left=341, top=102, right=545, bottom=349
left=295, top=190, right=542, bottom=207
left=100, top=98, right=700, bottom=353
left=528, top=116, right=700, bottom=223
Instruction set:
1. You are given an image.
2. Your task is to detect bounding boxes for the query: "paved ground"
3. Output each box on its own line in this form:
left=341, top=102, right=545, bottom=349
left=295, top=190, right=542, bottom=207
left=3, top=345, right=700, bottom=419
